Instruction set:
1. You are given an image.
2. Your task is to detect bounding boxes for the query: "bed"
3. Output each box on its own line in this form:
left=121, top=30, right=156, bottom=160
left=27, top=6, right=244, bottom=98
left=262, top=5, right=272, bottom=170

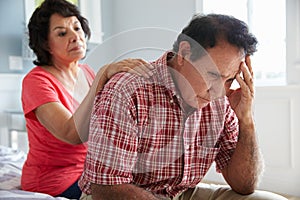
left=0, top=145, right=69, bottom=200
left=1, top=145, right=298, bottom=200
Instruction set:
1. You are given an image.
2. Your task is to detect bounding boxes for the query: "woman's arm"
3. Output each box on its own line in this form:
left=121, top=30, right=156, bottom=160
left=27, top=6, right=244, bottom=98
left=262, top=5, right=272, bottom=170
left=35, top=59, right=153, bottom=144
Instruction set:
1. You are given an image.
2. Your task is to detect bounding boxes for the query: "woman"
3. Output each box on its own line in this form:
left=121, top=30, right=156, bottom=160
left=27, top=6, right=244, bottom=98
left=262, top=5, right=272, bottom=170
left=21, top=0, right=153, bottom=199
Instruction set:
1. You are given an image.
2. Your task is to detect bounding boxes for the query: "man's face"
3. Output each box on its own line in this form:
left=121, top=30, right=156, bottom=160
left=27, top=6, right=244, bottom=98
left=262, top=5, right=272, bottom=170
left=176, top=40, right=244, bottom=109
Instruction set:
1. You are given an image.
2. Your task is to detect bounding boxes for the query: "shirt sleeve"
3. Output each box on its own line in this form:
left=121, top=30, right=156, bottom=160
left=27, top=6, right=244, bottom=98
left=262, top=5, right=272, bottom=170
left=22, top=70, right=60, bottom=120
left=82, top=73, right=139, bottom=187
left=214, top=98, right=239, bottom=172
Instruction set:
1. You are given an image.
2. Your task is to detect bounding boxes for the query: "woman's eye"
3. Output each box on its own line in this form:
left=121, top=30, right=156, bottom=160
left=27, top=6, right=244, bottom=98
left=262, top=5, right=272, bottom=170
left=58, top=32, right=66, bottom=37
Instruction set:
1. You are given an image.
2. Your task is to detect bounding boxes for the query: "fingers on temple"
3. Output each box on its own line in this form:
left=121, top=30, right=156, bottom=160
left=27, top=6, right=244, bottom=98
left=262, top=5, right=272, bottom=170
left=245, top=55, right=254, bottom=77
left=244, top=64, right=253, bottom=84
left=239, top=62, right=255, bottom=95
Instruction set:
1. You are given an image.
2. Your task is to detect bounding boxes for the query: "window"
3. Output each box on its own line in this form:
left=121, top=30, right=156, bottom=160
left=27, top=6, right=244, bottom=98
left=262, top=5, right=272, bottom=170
left=198, top=0, right=288, bottom=86
left=78, top=0, right=103, bottom=44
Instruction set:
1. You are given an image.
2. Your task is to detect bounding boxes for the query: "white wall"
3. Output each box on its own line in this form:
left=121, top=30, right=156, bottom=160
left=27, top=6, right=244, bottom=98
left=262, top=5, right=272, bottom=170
left=85, top=0, right=196, bottom=72
left=0, top=74, right=25, bottom=147
left=102, top=0, right=195, bottom=38
left=255, top=86, right=300, bottom=197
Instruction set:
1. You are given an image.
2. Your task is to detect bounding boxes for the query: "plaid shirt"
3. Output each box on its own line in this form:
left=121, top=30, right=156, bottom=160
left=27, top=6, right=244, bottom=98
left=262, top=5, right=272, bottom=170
left=79, top=52, right=239, bottom=198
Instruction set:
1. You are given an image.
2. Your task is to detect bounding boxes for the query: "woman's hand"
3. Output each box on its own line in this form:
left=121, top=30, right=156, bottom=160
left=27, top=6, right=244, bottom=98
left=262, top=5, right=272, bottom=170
left=105, top=58, right=154, bottom=79
left=94, top=58, right=154, bottom=95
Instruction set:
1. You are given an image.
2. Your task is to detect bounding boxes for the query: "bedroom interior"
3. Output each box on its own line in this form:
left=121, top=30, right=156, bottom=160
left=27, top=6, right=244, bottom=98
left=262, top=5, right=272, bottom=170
left=0, top=0, right=299, bottom=199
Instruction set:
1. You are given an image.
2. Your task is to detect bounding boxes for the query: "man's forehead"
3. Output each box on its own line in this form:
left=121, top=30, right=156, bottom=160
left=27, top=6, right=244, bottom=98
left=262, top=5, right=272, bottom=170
left=193, top=52, right=243, bottom=76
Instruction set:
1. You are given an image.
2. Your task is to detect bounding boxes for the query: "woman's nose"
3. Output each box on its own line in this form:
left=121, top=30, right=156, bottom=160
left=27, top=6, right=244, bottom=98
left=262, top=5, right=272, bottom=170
left=69, top=30, right=79, bottom=42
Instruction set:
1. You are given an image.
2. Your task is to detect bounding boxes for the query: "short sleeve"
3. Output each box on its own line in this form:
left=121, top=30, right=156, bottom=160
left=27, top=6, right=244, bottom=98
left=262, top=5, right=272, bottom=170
left=21, top=68, right=60, bottom=119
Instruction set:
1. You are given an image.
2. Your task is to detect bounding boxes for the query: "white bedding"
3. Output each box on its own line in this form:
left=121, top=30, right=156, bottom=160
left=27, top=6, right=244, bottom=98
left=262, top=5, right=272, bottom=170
left=0, top=145, right=69, bottom=200
left=0, top=190, right=68, bottom=200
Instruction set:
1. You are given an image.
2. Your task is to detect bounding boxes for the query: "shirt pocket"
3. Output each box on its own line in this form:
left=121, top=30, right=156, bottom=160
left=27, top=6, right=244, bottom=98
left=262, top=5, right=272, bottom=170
left=191, top=145, right=220, bottom=183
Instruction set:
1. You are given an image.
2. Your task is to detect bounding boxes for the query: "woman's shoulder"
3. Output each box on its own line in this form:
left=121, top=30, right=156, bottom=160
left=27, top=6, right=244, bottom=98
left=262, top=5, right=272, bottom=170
left=23, top=66, right=49, bottom=79
left=22, top=66, right=57, bottom=87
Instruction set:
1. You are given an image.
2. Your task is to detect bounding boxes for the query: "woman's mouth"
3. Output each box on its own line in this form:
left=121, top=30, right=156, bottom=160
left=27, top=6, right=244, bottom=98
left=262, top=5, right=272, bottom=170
left=70, top=46, right=82, bottom=51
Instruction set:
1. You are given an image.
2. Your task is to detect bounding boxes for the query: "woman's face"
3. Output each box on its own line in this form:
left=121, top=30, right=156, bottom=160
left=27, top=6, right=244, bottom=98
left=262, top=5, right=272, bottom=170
left=47, top=13, right=87, bottom=65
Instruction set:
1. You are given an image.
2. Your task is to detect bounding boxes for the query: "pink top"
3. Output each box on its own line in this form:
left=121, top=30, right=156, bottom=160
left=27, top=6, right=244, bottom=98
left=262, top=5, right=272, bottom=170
left=21, top=64, right=95, bottom=196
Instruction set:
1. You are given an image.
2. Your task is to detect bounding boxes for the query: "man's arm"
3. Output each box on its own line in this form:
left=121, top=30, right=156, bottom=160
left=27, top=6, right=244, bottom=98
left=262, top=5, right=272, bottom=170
left=91, top=183, right=159, bottom=200
left=221, top=119, right=263, bottom=194
left=223, top=56, right=264, bottom=194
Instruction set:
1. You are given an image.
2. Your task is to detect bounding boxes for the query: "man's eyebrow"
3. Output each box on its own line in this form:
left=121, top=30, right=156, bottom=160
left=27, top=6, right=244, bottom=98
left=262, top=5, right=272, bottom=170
left=223, top=70, right=240, bottom=80
left=221, top=73, right=234, bottom=79
left=210, top=70, right=238, bottom=79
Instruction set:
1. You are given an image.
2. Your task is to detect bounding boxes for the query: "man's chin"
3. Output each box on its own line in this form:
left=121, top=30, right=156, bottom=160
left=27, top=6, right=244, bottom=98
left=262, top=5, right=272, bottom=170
left=195, top=102, right=210, bottom=109
left=187, top=100, right=210, bottom=110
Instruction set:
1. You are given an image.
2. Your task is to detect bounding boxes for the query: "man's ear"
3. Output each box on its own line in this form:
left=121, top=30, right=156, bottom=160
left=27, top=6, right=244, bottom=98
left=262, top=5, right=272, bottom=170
left=177, top=41, right=191, bottom=66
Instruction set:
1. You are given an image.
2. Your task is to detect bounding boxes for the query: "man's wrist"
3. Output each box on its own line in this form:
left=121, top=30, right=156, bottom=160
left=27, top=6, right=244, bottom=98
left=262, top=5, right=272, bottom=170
left=239, top=116, right=255, bottom=132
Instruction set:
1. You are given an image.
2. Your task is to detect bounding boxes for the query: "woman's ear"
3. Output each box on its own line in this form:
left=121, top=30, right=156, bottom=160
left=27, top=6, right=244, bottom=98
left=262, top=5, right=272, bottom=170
left=43, top=42, right=52, bottom=54
left=177, top=41, right=191, bottom=66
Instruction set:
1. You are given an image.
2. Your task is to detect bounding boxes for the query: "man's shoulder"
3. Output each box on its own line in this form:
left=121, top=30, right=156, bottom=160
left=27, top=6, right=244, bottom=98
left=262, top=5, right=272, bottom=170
left=105, top=72, right=148, bottom=90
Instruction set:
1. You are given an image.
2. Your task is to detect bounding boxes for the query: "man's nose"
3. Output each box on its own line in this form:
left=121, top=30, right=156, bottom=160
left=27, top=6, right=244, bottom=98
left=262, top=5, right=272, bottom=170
left=209, top=80, right=226, bottom=100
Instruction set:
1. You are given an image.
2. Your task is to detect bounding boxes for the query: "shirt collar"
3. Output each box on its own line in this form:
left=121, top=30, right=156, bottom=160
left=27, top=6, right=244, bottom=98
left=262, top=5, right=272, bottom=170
left=151, top=51, right=179, bottom=98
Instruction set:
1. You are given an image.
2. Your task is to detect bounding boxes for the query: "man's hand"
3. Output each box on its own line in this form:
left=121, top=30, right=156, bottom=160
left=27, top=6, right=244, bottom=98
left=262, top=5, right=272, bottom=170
left=227, top=55, right=254, bottom=123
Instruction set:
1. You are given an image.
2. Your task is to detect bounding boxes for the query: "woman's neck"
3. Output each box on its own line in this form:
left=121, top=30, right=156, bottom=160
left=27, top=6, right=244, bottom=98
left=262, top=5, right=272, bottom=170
left=42, top=61, right=80, bottom=94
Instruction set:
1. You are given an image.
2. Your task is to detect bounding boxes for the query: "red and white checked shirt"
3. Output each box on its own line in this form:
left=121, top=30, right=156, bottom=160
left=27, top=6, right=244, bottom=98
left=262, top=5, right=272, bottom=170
left=79, top=52, right=239, bottom=198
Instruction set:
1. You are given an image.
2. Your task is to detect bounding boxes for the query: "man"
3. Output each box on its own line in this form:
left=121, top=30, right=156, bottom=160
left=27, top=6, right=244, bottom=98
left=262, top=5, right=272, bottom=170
left=79, top=14, right=287, bottom=200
